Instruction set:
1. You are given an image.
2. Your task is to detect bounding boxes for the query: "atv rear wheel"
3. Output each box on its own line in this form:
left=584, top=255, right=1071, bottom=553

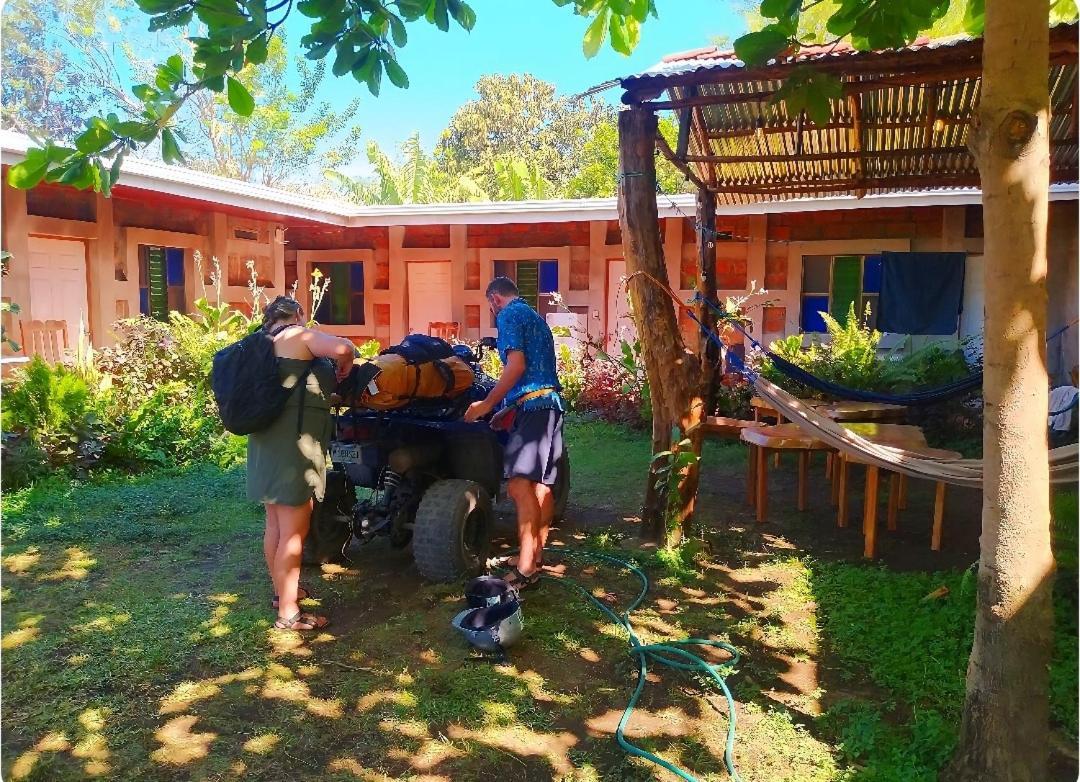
left=302, top=471, right=355, bottom=565
left=412, top=479, right=491, bottom=582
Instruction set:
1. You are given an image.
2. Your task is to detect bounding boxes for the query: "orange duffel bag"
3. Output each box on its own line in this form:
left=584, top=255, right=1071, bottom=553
left=356, top=352, right=475, bottom=410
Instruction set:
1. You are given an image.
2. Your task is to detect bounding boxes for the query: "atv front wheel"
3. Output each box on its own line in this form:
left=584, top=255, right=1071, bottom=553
left=412, top=479, right=491, bottom=582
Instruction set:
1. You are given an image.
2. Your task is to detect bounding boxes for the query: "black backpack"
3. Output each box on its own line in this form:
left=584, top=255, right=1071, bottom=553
left=211, top=327, right=306, bottom=435
left=381, top=333, right=454, bottom=364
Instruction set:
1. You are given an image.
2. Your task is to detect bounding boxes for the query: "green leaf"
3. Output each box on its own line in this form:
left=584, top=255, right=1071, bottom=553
left=389, top=14, right=408, bottom=46
left=226, top=76, right=255, bottom=116
left=246, top=34, right=268, bottom=65
left=332, top=42, right=359, bottom=77
left=74, top=125, right=115, bottom=155
left=160, top=128, right=184, bottom=163
left=963, top=0, right=985, bottom=35
left=582, top=8, right=609, bottom=59
left=397, top=0, right=428, bottom=20
left=384, top=56, right=409, bottom=89
left=608, top=14, right=630, bottom=55
left=366, top=56, right=383, bottom=96
left=759, top=0, right=799, bottom=20
left=132, top=84, right=158, bottom=102
left=166, top=54, right=184, bottom=78
left=148, top=7, right=193, bottom=31
left=6, top=150, right=50, bottom=190
left=433, top=0, right=449, bottom=31
left=447, top=0, right=475, bottom=30
left=733, top=25, right=789, bottom=67
left=110, top=151, right=126, bottom=186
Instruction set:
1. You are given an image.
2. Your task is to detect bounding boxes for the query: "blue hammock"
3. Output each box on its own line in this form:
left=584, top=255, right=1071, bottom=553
left=692, top=296, right=982, bottom=407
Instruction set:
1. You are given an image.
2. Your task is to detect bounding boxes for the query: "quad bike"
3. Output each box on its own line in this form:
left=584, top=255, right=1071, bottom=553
left=303, top=339, right=570, bottom=582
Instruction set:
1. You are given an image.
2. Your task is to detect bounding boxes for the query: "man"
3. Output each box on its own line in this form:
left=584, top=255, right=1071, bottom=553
left=464, top=276, right=564, bottom=590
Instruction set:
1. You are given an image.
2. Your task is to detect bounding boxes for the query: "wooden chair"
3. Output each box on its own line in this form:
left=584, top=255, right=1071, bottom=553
left=428, top=321, right=460, bottom=341
left=19, top=319, right=69, bottom=364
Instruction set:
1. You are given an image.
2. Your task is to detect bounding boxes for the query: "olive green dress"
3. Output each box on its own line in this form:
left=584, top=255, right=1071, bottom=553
left=246, top=357, right=337, bottom=506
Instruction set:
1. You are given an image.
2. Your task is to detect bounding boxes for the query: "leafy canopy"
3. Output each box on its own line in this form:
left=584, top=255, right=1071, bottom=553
left=7, top=0, right=659, bottom=193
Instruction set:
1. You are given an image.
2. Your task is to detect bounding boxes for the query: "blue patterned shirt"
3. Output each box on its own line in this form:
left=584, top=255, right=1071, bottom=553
left=496, top=298, right=563, bottom=412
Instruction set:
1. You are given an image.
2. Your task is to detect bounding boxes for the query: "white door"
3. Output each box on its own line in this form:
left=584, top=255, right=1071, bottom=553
left=28, top=237, right=88, bottom=327
left=407, top=261, right=453, bottom=335
left=607, top=260, right=636, bottom=351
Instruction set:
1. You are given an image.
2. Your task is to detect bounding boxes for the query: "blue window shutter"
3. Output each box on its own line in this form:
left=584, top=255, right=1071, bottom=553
left=539, top=260, right=558, bottom=293
left=801, top=295, right=829, bottom=332
left=862, top=255, right=882, bottom=293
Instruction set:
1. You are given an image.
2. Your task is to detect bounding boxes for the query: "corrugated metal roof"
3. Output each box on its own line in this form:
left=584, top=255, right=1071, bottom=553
left=615, top=24, right=1078, bottom=204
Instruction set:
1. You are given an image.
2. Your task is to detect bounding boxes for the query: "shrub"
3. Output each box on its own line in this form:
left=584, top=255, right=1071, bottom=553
left=358, top=339, right=381, bottom=360
left=107, top=383, right=225, bottom=468
left=556, top=344, right=584, bottom=409
left=0, top=358, right=109, bottom=487
left=713, top=374, right=753, bottom=418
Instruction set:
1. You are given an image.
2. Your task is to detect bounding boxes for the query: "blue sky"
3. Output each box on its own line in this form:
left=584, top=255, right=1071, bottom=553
left=282, top=1, right=748, bottom=168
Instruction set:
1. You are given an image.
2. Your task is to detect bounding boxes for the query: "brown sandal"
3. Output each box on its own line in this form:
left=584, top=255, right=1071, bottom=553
left=271, top=584, right=315, bottom=609
left=273, top=611, right=329, bottom=631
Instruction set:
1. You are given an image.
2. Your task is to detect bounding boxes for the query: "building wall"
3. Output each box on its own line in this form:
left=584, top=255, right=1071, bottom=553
left=2, top=171, right=1076, bottom=373
left=1, top=170, right=286, bottom=353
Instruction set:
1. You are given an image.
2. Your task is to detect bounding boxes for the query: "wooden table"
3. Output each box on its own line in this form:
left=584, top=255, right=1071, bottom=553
left=837, top=436, right=962, bottom=558
left=819, top=401, right=908, bottom=422
left=740, top=423, right=834, bottom=522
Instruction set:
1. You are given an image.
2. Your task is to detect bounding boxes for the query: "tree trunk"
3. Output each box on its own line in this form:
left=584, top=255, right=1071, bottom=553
left=947, top=1, right=1055, bottom=779
left=617, top=108, right=704, bottom=547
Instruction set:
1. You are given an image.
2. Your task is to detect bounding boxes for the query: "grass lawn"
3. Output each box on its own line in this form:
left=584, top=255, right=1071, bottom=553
left=2, top=418, right=1076, bottom=781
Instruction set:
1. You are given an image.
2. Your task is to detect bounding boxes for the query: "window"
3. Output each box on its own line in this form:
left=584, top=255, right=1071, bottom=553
left=492, top=259, right=559, bottom=321
left=312, top=262, right=364, bottom=325
left=800, top=254, right=882, bottom=332
left=139, top=245, right=185, bottom=320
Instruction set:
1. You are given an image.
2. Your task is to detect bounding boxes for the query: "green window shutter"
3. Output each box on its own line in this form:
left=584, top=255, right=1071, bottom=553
left=146, top=245, right=168, bottom=321
left=517, top=260, right=539, bottom=310
left=330, top=263, right=351, bottom=324
left=830, top=256, right=861, bottom=325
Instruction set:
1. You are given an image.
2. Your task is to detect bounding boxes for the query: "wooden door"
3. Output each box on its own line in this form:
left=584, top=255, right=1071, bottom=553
left=407, top=261, right=453, bottom=335
left=607, top=259, right=636, bottom=351
left=27, top=237, right=88, bottom=328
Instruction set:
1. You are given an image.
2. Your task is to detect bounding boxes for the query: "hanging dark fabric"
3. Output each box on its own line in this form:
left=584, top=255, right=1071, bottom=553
left=877, top=252, right=966, bottom=335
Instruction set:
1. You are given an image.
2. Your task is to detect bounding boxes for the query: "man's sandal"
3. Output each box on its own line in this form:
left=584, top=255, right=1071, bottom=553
left=504, top=566, right=541, bottom=592
left=271, top=584, right=315, bottom=609
left=273, top=611, right=329, bottom=631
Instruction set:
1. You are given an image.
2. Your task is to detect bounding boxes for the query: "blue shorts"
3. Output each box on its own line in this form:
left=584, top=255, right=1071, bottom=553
left=504, top=408, right=564, bottom=486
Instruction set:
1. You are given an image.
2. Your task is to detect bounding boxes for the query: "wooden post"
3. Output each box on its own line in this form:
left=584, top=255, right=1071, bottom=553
left=618, top=108, right=704, bottom=546
left=755, top=446, right=768, bottom=522
left=932, top=482, right=947, bottom=551
left=863, top=465, right=880, bottom=558
left=746, top=443, right=757, bottom=507
left=837, top=456, right=849, bottom=527
left=797, top=451, right=809, bottom=512
left=696, top=187, right=720, bottom=414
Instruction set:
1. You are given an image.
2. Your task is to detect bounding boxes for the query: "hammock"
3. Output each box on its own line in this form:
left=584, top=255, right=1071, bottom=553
left=751, top=374, right=1078, bottom=489
left=684, top=307, right=1079, bottom=488
left=695, top=295, right=982, bottom=407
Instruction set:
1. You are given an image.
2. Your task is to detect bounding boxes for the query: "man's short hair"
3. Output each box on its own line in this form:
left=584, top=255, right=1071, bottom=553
left=486, top=276, right=518, bottom=298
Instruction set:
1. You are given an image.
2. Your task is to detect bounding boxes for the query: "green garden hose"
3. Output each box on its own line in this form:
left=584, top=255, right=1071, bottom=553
left=537, top=547, right=743, bottom=782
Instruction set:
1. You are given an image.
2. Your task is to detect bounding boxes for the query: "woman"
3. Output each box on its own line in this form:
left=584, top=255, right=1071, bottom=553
left=247, top=296, right=356, bottom=631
